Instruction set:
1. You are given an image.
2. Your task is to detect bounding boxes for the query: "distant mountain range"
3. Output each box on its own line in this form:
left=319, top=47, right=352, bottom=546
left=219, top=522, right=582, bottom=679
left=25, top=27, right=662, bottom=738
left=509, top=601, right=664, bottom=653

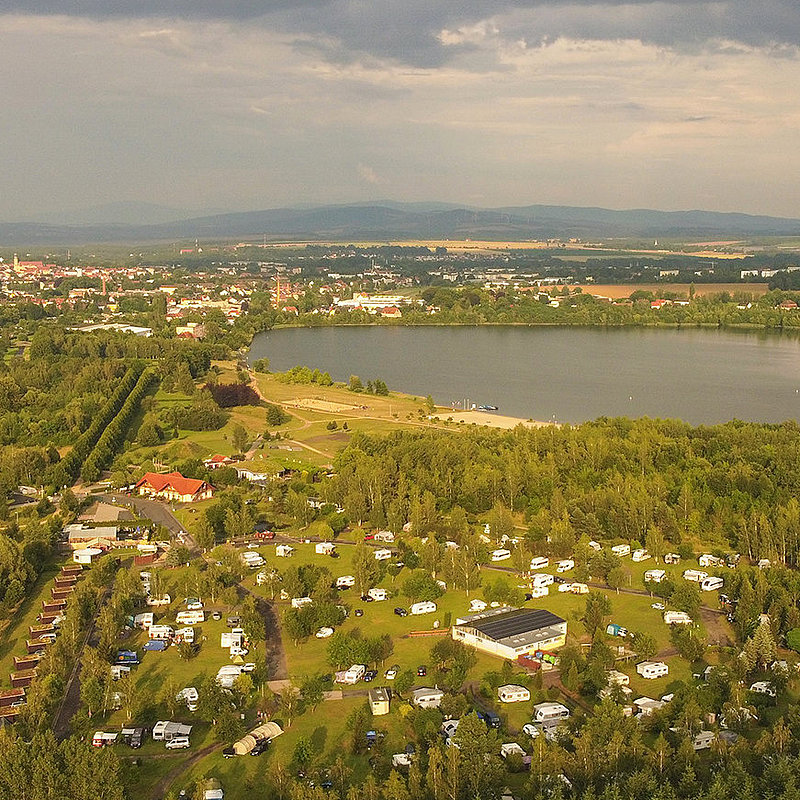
left=2, top=202, right=800, bottom=245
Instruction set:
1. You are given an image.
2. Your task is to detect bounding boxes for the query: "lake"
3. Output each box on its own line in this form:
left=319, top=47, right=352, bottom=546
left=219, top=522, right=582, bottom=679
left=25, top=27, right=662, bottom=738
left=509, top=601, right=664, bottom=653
left=248, top=326, right=800, bottom=424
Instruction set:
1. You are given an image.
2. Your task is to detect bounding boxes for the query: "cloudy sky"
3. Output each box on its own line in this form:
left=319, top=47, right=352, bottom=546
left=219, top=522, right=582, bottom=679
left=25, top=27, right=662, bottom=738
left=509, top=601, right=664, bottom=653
left=2, top=0, right=800, bottom=220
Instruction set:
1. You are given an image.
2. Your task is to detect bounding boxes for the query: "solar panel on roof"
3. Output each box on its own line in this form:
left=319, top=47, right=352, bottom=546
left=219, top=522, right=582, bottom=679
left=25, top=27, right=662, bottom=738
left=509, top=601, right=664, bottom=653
left=470, top=608, right=564, bottom=640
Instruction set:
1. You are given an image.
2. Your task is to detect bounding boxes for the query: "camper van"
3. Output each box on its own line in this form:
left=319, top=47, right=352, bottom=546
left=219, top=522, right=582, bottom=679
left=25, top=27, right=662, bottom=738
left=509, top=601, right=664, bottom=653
left=176, top=610, right=205, bottom=625
left=636, top=661, right=669, bottom=679
left=532, top=702, right=570, bottom=723
left=344, top=664, right=367, bottom=684
left=683, top=569, right=708, bottom=583
left=410, top=601, right=437, bottom=615
left=177, top=687, right=199, bottom=711
left=148, top=625, right=174, bottom=641
left=663, top=611, right=693, bottom=625
left=700, top=576, right=724, bottom=592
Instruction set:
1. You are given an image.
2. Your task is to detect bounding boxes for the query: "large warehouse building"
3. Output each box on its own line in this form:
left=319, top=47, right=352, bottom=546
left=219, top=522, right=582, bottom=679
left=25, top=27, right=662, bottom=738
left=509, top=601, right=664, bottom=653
left=452, top=606, right=567, bottom=660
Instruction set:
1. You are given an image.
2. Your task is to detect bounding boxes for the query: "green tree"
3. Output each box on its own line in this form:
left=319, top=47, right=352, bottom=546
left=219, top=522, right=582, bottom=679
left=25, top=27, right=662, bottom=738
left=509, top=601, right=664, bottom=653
left=231, top=423, right=248, bottom=454
left=582, top=591, right=612, bottom=637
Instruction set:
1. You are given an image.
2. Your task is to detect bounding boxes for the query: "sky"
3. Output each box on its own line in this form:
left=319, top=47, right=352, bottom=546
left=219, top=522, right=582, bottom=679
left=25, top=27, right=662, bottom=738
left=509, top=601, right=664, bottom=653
left=2, top=0, right=800, bottom=221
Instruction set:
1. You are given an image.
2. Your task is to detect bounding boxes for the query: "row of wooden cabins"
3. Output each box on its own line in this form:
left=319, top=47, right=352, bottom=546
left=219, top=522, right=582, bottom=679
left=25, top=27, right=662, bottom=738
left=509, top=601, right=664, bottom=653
left=1, top=564, right=84, bottom=724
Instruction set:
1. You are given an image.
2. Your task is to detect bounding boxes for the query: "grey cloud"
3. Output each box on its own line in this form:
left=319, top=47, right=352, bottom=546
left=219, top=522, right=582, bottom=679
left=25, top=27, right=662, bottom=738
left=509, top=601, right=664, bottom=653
left=3, top=1, right=800, bottom=68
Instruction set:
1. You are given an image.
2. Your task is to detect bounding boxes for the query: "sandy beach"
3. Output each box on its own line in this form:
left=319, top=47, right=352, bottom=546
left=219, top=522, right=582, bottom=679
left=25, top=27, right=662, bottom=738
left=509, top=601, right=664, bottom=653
left=432, top=409, right=555, bottom=429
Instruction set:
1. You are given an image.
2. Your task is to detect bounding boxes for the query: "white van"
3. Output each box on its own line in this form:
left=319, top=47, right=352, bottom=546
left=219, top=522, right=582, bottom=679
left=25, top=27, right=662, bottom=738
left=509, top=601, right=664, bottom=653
left=700, top=576, right=724, bottom=592
left=529, top=556, right=549, bottom=570
left=176, top=611, right=205, bottom=624
left=410, top=601, right=437, bottom=615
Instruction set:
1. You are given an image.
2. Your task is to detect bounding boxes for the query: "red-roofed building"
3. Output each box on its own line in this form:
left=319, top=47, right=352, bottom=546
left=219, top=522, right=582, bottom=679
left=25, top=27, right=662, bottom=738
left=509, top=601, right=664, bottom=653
left=134, top=472, right=214, bottom=503
left=203, top=454, right=233, bottom=469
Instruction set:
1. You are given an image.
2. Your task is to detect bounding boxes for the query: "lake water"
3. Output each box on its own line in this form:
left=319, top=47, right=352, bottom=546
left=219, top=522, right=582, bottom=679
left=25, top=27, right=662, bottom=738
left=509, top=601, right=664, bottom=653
left=248, top=326, right=800, bottom=424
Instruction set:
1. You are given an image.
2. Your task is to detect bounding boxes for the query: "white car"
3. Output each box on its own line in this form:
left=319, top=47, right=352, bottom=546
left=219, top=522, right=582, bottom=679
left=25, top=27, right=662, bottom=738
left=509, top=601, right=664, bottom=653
left=315, top=627, right=334, bottom=639
left=165, top=736, right=190, bottom=750
left=186, top=601, right=204, bottom=611
left=651, top=602, right=665, bottom=610
left=522, top=723, right=540, bottom=738
left=384, top=668, right=398, bottom=680
left=242, top=663, right=256, bottom=673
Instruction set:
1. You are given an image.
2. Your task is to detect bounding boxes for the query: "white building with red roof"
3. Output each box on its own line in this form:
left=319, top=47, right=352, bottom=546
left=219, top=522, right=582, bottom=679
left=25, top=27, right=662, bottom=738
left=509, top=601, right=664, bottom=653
left=134, top=472, right=214, bottom=503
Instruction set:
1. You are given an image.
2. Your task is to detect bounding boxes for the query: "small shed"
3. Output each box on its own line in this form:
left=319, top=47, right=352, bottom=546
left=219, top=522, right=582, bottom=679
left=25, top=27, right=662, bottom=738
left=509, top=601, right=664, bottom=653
left=369, top=687, right=391, bottom=716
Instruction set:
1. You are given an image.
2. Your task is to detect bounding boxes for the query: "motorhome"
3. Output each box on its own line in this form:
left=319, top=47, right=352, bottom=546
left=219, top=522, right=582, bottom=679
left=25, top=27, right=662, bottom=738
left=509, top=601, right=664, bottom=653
left=683, top=569, right=708, bottom=583
left=177, top=687, right=199, bottom=711
left=344, top=664, right=367, bottom=684
left=636, top=661, right=669, bottom=679
left=498, top=684, right=531, bottom=703
left=176, top=610, right=205, bottom=624
left=664, top=611, right=693, bottom=625
left=532, top=702, right=570, bottom=723
left=148, top=625, right=174, bottom=641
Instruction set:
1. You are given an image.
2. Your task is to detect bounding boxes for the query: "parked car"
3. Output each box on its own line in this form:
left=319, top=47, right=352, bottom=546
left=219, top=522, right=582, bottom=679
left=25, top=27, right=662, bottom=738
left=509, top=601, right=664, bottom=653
left=417, top=665, right=427, bottom=676
left=361, top=595, right=375, bottom=603
left=363, top=670, right=378, bottom=682
left=522, top=723, right=541, bottom=738
left=222, top=747, right=236, bottom=759
left=394, top=607, right=408, bottom=617
left=211, top=611, right=222, bottom=621
left=385, top=667, right=398, bottom=680
left=242, top=663, right=256, bottom=672
left=354, top=609, right=364, bottom=617
left=251, top=738, right=270, bottom=756
left=651, top=602, right=665, bottom=610
left=226, top=616, right=241, bottom=627
left=165, top=736, right=191, bottom=750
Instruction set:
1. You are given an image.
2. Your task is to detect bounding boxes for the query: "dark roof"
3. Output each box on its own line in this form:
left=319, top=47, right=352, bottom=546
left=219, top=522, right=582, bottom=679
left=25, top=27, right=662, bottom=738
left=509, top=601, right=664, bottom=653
left=468, top=608, right=565, bottom=641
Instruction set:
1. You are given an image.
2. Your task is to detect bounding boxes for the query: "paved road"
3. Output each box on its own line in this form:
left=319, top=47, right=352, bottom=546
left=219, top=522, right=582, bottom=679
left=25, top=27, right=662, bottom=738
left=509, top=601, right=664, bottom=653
left=101, top=493, right=188, bottom=538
